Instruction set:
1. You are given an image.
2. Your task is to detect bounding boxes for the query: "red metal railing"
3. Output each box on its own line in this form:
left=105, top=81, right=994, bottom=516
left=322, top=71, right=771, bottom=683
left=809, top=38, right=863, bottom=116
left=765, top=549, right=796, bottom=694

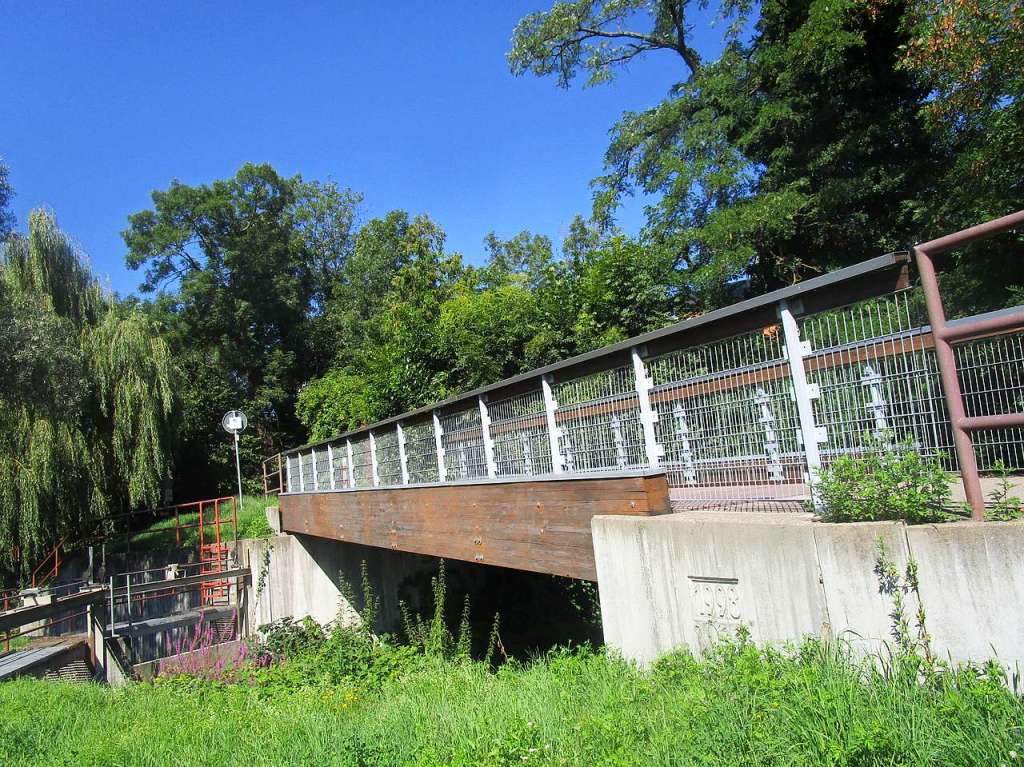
left=30, top=540, right=64, bottom=589
left=914, top=209, right=1024, bottom=520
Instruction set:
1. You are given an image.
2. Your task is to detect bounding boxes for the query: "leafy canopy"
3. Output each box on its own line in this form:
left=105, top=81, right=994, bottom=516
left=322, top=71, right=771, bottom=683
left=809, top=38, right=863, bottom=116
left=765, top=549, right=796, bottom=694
left=0, top=211, right=176, bottom=570
left=123, top=163, right=361, bottom=496
left=509, top=0, right=1010, bottom=310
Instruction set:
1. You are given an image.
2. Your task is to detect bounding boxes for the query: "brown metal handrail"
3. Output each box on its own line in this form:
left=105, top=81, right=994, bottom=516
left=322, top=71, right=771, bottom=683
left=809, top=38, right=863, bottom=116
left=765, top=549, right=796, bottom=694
left=262, top=453, right=284, bottom=498
left=914, top=209, right=1024, bottom=520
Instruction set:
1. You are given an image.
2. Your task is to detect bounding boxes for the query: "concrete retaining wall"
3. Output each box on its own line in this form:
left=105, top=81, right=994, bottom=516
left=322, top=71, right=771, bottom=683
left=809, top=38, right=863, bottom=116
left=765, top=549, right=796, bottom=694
left=237, top=533, right=438, bottom=637
left=593, top=512, right=1024, bottom=669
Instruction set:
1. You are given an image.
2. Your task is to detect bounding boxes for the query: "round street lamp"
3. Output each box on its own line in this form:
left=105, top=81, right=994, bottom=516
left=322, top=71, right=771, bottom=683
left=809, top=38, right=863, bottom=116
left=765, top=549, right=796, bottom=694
left=222, top=410, right=248, bottom=516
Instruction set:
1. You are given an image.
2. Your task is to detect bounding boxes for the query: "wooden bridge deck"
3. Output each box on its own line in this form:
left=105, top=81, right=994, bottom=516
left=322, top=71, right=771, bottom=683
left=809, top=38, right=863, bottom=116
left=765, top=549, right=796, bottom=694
left=278, top=470, right=671, bottom=581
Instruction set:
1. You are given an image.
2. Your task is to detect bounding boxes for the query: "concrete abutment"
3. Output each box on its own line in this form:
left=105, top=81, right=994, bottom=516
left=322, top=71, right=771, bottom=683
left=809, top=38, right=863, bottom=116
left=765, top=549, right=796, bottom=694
left=592, top=513, right=1024, bottom=669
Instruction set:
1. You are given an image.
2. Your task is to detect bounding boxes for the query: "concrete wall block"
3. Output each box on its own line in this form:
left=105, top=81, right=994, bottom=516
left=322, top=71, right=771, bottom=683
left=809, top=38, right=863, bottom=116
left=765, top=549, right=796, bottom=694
left=594, top=513, right=1024, bottom=670
left=811, top=521, right=909, bottom=656
left=237, top=533, right=440, bottom=639
left=593, top=516, right=675, bottom=665
left=593, top=513, right=828, bottom=663
left=905, top=521, right=1024, bottom=669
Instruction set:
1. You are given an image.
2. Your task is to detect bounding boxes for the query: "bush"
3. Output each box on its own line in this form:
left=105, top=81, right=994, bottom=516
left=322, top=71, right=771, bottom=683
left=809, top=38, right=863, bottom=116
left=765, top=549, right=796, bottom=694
left=986, top=460, right=1024, bottom=521
left=816, top=441, right=955, bottom=523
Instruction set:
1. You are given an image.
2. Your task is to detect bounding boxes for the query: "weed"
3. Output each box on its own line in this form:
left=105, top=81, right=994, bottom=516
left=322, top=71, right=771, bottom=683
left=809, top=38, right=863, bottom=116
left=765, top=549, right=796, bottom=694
left=816, top=436, right=955, bottom=522
left=986, top=460, right=1024, bottom=521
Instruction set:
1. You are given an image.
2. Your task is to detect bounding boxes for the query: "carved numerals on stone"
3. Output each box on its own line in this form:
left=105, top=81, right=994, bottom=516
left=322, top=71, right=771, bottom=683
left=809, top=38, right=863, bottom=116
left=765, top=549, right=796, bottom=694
left=688, top=575, right=743, bottom=651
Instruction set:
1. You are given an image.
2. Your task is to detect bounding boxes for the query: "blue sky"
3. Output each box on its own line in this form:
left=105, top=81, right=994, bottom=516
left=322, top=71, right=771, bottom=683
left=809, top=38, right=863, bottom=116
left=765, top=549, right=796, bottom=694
left=2, top=2, right=722, bottom=296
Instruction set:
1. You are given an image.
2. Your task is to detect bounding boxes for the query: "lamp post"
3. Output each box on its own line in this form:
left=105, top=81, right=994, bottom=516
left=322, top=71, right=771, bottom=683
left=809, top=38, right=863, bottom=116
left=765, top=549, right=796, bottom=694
left=221, top=410, right=248, bottom=516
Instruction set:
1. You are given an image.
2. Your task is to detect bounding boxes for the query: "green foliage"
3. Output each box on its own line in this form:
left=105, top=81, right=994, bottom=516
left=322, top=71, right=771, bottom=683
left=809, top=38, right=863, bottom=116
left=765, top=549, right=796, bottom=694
left=123, top=163, right=361, bottom=497
left=985, top=460, right=1024, bottom=521
left=257, top=616, right=327, bottom=662
left=874, top=538, right=934, bottom=667
left=295, top=370, right=382, bottom=441
left=896, top=0, right=1024, bottom=314
left=0, top=210, right=176, bottom=570
left=4, top=636, right=1024, bottom=766
left=510, top=0, right=1020, bottom=314
left=400, top=561, right=487, bottom=661
left=508, top=1, right=753, bottom=88
left=298, top=217, right=681, bottom=440
left=0, top=157, right=14, bottom=237
left=120, top=495, right=272, bottom=554
left=815, top=439, right=955, bottom=522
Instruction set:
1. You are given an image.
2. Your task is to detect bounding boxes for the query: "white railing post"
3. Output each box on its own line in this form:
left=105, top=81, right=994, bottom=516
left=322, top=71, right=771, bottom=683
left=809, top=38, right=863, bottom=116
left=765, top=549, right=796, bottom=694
left=754, top=387, right=785, bottom=482
left=327, top=443, right=336, bottom=490
left=311, top=448, right=319, bottom=491
left=299, top=452, right=306, bottom=493
left=611, top=414, right=627, bottom=468
left=369, top=431, right=380, bottom=486
left=779, top=299, right=824, bottom=509
left=541, top=375, right=564, bottom=473
left=346, top=439, right=356, bottom=488
left=286, top=455, right=293, bottom=493
left=860, top=364, right=891, bottom=441
left=672, top=402, right=698, bottom=485
left=479, top=396, right=497, bottom=478
left=397, top=423, right=410, bottom=485
left=433, top=411, right=447, bottom=482
left=520, top=432, right=534, bottom=476
left=631, top=346, right=664, bottom=468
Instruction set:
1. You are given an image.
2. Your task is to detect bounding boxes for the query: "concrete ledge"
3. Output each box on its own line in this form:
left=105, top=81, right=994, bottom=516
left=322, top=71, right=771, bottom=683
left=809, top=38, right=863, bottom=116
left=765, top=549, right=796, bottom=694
left=592, top=513, right=1024, bottom=669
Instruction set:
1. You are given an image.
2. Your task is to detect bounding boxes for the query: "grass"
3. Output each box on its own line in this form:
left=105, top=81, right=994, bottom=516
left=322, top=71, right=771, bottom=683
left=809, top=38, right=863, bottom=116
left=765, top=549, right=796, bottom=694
left=1, top=638, right=1022, bottom=766
left=1, top=634, right=29, bottom=652
left=118, top=495, right=274, bottom=553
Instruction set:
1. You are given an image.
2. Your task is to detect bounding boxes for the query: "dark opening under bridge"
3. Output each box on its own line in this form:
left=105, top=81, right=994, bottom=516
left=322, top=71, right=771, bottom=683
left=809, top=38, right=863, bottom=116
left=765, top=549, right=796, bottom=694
left=266, top=212, right=1024, bottom=581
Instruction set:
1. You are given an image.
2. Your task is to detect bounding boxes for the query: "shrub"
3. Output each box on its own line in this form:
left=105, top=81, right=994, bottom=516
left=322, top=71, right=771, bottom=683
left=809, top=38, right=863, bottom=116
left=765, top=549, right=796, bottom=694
left=816, top=440, right=955, bottom=523
left=986, top=460, right=1024, bottom=521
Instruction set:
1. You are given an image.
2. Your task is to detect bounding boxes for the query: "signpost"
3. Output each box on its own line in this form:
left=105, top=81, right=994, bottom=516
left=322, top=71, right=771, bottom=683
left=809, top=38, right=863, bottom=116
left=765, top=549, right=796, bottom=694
left=221, top=410, right=248, bottom=517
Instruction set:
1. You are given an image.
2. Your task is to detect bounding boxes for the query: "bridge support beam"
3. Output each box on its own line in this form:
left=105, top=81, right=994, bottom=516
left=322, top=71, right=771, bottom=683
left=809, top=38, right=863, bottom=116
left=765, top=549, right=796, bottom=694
left=279, top=471, right=670, bottom=580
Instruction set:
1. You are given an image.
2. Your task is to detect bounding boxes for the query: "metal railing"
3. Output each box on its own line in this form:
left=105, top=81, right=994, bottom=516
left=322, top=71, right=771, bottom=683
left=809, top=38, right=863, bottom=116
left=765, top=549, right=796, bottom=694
left=915, top=210, right=1024, bottom=519
left=267, top=212, right=1024, bottom=516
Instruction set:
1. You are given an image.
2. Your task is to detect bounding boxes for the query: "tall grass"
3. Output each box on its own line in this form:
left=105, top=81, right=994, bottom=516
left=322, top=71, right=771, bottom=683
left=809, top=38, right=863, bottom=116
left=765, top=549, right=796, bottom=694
left=1, top=638, right=1021, bottom=766
left=118, top=495, right=273, bottom=553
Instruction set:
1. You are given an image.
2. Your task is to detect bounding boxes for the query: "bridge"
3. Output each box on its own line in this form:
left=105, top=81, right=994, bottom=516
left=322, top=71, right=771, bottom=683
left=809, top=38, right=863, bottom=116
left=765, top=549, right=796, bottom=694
left=266, top=212, right=1024, bottom=582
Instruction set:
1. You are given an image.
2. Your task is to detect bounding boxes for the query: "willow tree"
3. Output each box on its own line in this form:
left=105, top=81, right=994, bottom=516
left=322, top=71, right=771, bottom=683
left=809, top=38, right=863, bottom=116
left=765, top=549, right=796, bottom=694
left=0, top=210, right=177, bottom=573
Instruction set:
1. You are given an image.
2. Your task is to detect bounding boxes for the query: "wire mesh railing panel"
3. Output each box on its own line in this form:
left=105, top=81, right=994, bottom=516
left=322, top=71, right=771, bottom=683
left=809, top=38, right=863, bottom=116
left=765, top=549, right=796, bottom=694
left=329, top=442, right=349, bottom=488
left=648, top=326, right=806, bottom=509
left=488, top=389, right=553, bottom=477
left=273, top=258, right=1024, bottom=507
left=300, top=451, right=314, bottom=491
left=554, top=366, right=646, bottom=473
left=441, top=406, right=488, bottom=481
left=350, top=436, right=374, bottom=488
left=647, top=327, right=785, bottom=385
left=374, top=429, right=403, bottom=486
left=956, top=330, right=1024, bottom=470
left=404, top=419, right=439, bottom=483
left=314, top=447, right=331, bottom=491
left=800, top=290, right=954, bottom=469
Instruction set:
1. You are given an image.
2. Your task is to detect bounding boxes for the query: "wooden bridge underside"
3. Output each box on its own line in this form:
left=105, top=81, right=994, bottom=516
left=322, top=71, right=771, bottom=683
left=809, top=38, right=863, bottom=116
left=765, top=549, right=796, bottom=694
left=278, top=472, right=671, bottom=581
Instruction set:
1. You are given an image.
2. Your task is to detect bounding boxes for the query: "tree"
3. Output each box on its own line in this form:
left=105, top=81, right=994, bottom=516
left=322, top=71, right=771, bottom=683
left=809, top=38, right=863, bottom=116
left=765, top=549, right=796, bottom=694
left=510, top=1, right=938, bottom=306
left=479, top=230, right=553, bottom=288
left=298, top=212, right=464, bottom=438
left=0, top=158, right=14, bottom=238
left=0, top=210, right=176, bottom=571
left=897, top=0, right=1024, bottom=313
left=435, top=282, right=540, bottom=388
left=123, top=163, right=360, bottom=496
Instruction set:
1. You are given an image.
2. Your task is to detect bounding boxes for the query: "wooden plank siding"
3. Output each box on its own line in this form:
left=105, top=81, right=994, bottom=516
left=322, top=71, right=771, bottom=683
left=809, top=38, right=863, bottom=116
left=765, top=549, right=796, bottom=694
left=279, top=473, right=671, bottom=581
